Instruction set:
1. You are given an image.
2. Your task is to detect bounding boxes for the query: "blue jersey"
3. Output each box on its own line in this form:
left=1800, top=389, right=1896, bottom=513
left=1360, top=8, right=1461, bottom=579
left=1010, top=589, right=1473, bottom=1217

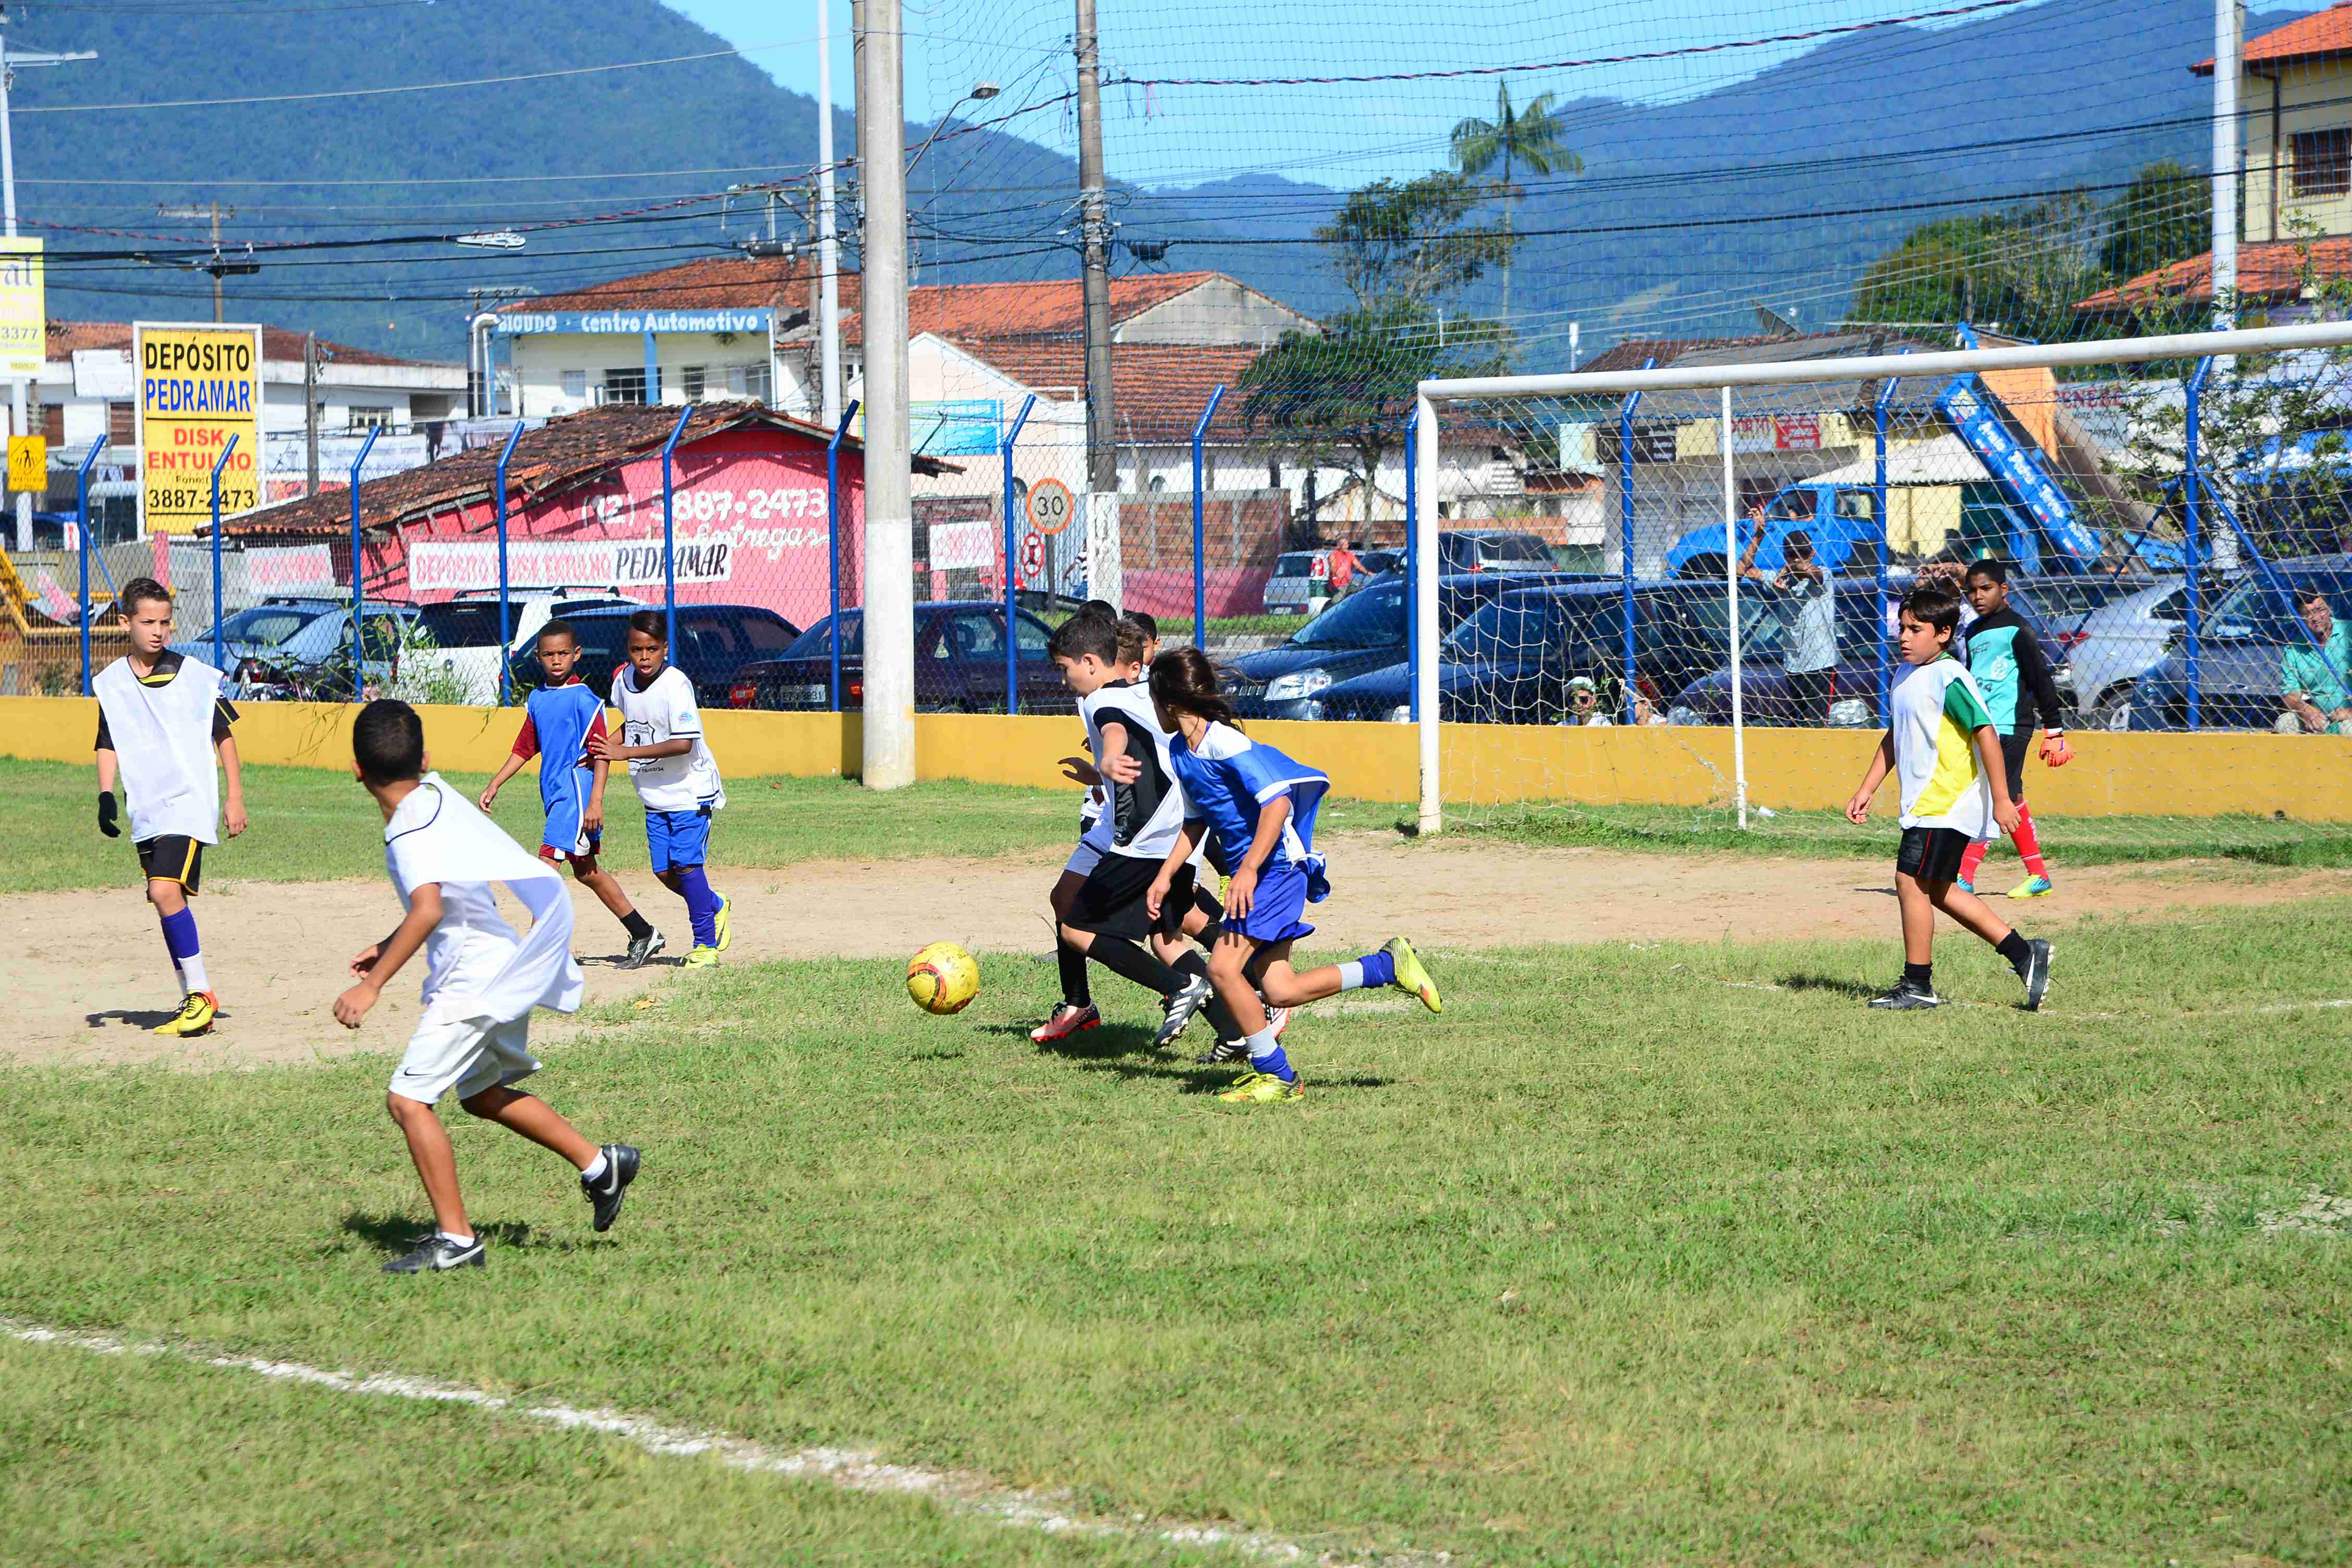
left=1167, top=721, right=1331, bottom=901
left=523, top=680, right=604, bottom=852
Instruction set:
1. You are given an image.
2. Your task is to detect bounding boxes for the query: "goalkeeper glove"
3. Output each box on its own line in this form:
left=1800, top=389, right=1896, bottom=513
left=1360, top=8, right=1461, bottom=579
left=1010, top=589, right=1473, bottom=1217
left=2039, top=731, right=2073, bottom=768
left=97, top=790, right=121, bottom=837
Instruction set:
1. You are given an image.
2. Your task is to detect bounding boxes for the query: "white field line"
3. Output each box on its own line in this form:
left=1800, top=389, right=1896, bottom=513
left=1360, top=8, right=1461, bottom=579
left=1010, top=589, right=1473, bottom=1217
left=4, top=1319, right=1450, bottom=1567
left=1680, top=967, right=2352, bottom=1023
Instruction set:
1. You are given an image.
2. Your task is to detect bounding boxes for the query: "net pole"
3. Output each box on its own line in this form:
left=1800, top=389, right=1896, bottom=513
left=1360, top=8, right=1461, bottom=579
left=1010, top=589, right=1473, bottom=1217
left=2184, top=359, right=2210, bottom=732
left=1617, top=359, right=1653, bottom=722
left=1413, top=393, right=1440, bottom=836
left=1872, top=366, right=1901, bottom=722
left=1721, top=385, right=1746, bottom=829
left=210, top=434, right=236, bottom=675
left=348, top=424, right=378, bottom=703
left=77, top=433, right=104, bottom=695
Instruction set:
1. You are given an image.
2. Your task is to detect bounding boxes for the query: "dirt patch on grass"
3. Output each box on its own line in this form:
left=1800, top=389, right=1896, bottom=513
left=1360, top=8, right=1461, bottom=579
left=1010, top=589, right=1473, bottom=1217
left=7, top=833, right=2346, bottom=1070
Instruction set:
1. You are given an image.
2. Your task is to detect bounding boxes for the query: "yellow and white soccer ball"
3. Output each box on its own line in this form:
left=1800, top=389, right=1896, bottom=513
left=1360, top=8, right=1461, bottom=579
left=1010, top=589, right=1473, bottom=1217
left=905, top=941, right=981, bottom=1016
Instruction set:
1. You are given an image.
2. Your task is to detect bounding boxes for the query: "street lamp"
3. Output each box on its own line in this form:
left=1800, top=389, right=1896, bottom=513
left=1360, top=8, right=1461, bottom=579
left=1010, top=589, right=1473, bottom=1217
left=905, top=81, right=999, bottom=178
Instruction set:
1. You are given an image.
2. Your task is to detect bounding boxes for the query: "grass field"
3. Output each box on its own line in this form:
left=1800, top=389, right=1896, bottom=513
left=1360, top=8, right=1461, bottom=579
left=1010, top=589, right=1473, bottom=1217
left=8, top=897, right=2352, bottom=1563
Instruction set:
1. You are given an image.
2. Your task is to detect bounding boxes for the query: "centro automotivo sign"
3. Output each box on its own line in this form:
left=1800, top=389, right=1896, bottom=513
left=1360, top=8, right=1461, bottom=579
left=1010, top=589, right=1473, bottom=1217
left=492, top=309, right=773, bottom=336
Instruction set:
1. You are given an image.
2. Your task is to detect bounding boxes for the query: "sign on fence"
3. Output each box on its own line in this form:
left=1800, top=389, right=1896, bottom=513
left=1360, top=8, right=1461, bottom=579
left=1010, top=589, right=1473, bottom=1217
left=134, top=322, right=264, bottom=535
left=7, top=436, right=46, bottom=493
left=409, top=538, right=734, bottom=593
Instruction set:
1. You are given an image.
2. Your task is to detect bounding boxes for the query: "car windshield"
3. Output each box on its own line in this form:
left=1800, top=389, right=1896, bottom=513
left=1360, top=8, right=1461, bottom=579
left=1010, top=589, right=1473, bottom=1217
left=2208, top=572, right=2352, bottom=641
left=413, top=604, right=507, bottom=648
left=1445, top=597, right=1554, bottom=659
left=1273, top=553, right=1316, bottom=577
left=1477, top=535, right=1553, bottom=565
left=784, top=614, right=861, bottom=658
left=207, top=604, right=326, bottom=645
left=1294, top=582, right=1405, bottom=647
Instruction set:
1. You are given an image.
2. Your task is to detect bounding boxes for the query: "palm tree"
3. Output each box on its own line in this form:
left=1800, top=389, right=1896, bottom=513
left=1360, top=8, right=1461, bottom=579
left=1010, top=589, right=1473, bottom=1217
left=1449, top=82, right=1579, bottom=345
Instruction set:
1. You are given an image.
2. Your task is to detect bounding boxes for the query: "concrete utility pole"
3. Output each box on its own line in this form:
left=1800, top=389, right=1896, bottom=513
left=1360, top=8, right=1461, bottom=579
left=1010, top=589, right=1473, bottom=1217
left=160, top=202, right=235, bottom=322
left=1074, top=0, right=1116, bottom=494
left=817, top=0, right=842, bottom=428
left=2212, top=0, right=2242, bottom=350
left=855, top=0, right=915, bottom=789
left=303, top=333, right=320, bottom=498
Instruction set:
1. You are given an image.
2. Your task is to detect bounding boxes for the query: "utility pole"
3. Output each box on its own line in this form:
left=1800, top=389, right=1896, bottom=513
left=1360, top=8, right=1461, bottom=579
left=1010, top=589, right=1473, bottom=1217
left=0, top=8, right=95, bottom=552
left=856, top=0, right=915, bottom=789
left=158, top=202, right=234, bottom=321
left=817, top=0, right=842, bottom=427
left=1074, top=0, right=1117, bottom=495
left=303, top=332, right=320, bottom=498
left=2211, top=0, right=2243, bottom=368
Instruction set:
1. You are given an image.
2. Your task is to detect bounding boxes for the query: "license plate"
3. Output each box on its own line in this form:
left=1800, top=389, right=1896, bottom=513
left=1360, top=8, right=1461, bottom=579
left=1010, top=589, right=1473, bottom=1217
left=785, top=684, right=827, bottom=705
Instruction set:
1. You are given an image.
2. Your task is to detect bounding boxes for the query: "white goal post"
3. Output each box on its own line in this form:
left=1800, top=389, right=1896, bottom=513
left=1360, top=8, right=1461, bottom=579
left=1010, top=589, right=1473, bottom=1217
left=1410, top=318, right=2352, bottom=836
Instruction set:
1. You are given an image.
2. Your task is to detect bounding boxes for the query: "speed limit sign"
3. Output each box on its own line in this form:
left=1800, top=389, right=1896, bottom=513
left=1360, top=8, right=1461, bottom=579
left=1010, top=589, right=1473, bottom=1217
left=1026, top=477, right=1075, bottom=536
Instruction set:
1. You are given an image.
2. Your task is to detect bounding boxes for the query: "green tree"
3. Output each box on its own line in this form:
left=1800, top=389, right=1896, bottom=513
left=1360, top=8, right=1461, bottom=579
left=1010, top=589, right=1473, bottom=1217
left=1319, top=170, right=1517, bottom=310
left=1848, top=195, right=2103, bottom=339
left=1449, top=83, right=1581, bottom=342
left=2098, top=161, right=2213, bottom=284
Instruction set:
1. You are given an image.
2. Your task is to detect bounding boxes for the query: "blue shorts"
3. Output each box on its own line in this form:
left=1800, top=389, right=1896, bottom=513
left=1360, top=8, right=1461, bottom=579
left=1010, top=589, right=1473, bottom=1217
left=646, top=805, right=713, bottom=873
left=1227, top=860, right=1315, bottom=945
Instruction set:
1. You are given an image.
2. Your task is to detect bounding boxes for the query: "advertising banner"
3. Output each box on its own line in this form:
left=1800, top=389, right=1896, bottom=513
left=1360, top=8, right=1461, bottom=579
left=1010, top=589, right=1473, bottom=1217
left=135, top=322, right=264, bottom=535
left=0, top=239, right=44, bottom=378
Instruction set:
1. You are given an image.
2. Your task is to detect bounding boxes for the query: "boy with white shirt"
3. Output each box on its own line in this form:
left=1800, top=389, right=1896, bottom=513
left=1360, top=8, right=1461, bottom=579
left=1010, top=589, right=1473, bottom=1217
left=93, top=577, right=248, bottom=1038
left=337, top=700, right=641, bottom=1275
left=594, top=610, right=733, bottom=968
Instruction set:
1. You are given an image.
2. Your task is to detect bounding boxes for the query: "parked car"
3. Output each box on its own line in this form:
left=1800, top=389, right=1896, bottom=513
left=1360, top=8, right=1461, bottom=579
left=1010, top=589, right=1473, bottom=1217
left=1261, top=547, right=1404, bottom=616
left=2114, top=555, right=2352, bottom=730
left=729, top=601, right=1073, bottom=714
left=2058, top=575, right=2206, bottom=727
left=1223, top=571, right=1553, bottom=720
left=172, top=595, right=347, bottom=681
left=1320, top=580, right=1785, bottom=725
left=393, top=589, right=639, bottom=705
left=506, top=602, right=801, bottom=705
left=1436, top=529, right=1557, bottom=574
left=190, top=601, right=419, bottom=702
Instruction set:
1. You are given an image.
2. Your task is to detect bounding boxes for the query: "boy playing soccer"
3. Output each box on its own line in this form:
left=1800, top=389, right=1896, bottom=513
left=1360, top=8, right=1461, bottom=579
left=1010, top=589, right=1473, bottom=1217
left=593, top=610, right=732, bottom=968
left=1958, top=559, right=2073, bottom=898
left=93, top=577, right=247, bottom=1037
left=1845, top=586, right=2053, bottom=1012
left=476, top=620, right=666, bottom=967
left=337, top=700, right=640, bottom=1274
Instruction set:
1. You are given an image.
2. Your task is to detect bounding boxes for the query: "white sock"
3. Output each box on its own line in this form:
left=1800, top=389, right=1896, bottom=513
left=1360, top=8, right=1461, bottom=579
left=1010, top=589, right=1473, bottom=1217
left=1245, top=1027, right=1280, bottom=1065
left=178, top=953, right=209, bottom=994
left=1338, top=960, right=1365, bottom=991
left=581, top=1152, right=609, bottom=1182
left=437, top=1229, right=475, bottom=1246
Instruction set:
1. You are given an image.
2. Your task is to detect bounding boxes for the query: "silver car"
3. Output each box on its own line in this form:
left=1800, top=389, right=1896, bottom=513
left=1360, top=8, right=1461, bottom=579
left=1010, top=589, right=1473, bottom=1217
left=2061, top=577, right=2200, bottom=728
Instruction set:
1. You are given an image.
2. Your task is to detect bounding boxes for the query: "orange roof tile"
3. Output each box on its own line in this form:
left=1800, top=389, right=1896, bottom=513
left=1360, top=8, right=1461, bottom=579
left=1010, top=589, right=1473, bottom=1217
left=2195, top=2, right=2352, bottom=72
left=954, top=338, right=1265, bottom=440
left=498, top=254, right=854, bottom=319
left=2072, top=236, right=2352, bottom=310
left=44, top=318, right=451, bottom=369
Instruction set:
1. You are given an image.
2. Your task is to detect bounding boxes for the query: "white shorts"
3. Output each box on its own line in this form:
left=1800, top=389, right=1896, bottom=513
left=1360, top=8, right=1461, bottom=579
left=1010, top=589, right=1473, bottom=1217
left=388, top=1008, right=541, bottom=1105
left=1063, top=835, right=1104, bottom=879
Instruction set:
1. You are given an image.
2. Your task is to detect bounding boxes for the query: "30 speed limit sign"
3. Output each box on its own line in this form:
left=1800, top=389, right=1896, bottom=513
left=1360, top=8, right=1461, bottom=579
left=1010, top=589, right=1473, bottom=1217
left=1026, top=477, right=1075, bottom=536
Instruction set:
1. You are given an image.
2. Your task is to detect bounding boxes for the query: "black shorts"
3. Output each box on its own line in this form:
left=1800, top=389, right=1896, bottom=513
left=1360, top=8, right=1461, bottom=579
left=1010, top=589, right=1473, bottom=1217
left=1999, top=730, right=2031, bottom=801
left=1896, top=826, right=1971, bottom=884
left=1067, top=852, right=1194, bottom=942
left=1785, top=666, right=1836, bottom=727
left=136, top=835, right=204, bottom=894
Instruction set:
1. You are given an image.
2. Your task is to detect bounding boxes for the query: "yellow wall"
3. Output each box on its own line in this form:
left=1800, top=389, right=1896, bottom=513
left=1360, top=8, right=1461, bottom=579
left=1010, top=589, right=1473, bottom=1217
left=2243, top=59, right=2352, bottom=244
left=8, top=697, right=2348, bottom=822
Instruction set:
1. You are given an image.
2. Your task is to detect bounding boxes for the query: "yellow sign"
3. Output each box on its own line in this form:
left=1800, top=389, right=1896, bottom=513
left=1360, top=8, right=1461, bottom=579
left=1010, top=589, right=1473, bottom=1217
left=0, top=239, right=43, bottom=379
left=7, top=436, right=46, bottom=493
left=134, top=322, right=264, bottom=535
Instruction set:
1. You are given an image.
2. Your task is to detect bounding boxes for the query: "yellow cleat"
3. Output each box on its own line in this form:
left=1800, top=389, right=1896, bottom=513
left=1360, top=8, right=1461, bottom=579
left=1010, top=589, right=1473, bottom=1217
left=714, top=896, right=734, bottom=952
left=2005, top=875, right=2055, bottom=899
left=682, top=946, right=719, bottom=969
left=1217, top=1070, right=1304, bottom=1104
left=153, top=991, right=217, bottom=1037
left=1383, top=936, right=1441, bottom=1013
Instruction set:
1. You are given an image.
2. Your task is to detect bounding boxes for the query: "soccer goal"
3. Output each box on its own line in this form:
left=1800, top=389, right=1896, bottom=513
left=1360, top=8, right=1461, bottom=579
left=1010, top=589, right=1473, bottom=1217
left=1405, top=320, right=2352, bottom=865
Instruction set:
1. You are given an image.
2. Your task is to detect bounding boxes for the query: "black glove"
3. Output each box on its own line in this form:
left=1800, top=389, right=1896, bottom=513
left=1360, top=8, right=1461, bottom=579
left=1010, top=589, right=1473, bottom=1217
left=97, top=790, right=120, bottom=838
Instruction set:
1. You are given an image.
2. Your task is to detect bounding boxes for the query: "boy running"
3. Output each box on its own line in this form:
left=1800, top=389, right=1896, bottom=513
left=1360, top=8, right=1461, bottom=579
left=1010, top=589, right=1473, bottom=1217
left=477, top=620, right=665, bottom=967
left=593, top=610, right=732, bottom=968
left=337, top=700, right=640, bottom=1274
left=1845, top=585, right=2053, bottom=1012
left=1958, top=559, right=2072, bottom=898
left=93, top=577, right=247, bottom=1037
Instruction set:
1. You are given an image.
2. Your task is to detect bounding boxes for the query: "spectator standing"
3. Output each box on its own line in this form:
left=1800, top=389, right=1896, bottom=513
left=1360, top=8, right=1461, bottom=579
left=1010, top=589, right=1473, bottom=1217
left=1738, top=511, right=1836, bottom=726
left=2278, top=587, right=2352, bottom=736
left=1325, top=540, right=1361, bottom=602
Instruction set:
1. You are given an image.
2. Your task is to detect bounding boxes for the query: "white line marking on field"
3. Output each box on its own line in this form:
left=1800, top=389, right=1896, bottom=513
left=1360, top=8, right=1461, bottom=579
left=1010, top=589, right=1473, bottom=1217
left=4, top=1319, right=1449, bottom=1567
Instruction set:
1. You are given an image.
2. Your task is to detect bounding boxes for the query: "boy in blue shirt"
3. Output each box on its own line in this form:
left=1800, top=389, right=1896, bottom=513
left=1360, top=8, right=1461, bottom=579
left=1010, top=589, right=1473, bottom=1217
left=477, top=621, right=664, bottom=967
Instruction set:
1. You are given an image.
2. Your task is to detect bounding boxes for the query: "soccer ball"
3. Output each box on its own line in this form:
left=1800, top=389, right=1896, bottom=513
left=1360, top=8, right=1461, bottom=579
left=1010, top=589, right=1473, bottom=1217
left=906, top=941, right=980, bottom=1015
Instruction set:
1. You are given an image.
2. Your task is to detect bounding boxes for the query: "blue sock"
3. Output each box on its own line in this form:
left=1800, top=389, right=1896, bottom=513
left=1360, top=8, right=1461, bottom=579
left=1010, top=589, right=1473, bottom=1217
left=1246, top=1030, right=1294, bottom=1083
left=1338, top=950, right=1396, bottom=991
left=676, top=866, right=720, bottom=948
left=158, top=907, right=207, bottom=994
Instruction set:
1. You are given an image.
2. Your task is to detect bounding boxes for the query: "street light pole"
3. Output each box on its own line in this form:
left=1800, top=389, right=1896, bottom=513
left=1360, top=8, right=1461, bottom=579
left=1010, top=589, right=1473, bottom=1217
left=856, top=0, right=915, bottom=789
left=160, top=203, right=234, bottom=322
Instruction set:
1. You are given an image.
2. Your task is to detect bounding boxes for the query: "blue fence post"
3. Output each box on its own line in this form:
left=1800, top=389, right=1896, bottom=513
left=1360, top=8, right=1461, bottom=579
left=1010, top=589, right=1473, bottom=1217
left=76, top=435, right=107, bottom=695
left=2185, top=358, right=2211, bottom=733
left=1405, top=406, right=1419, bottom=722
left=1872, top=360, right=1904, bottom=721
left=347, top=425, right=381, bottom=699
left=1618, top=359, right=1654, bottom=722
left=493, top=420, right=524, bottom=705
left=1000, top=394, right=1037, bottom=714
left=827, top=399, right=859, bottom=713
left=660, top=405, right=694, bottom=658
left=209, top=434, right=238, bottom=673
left=1190, top=384, right=1227, bottom=651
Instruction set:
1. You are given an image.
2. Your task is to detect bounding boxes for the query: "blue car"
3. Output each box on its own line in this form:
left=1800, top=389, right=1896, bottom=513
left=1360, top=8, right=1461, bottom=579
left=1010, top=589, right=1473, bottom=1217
left=178, top=596, right=418, bottom=701
left=730, top=601, right=1072, bottom=714
left=2115, top=555, right=2352, bottom=730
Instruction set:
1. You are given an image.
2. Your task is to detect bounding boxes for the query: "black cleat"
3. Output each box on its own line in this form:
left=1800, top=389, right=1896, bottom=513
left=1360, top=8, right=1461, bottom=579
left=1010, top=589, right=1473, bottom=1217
left=1152, top=974, right=1216, bottom=1050
left=619, top=929, right=667, bottom=970
left=383, top=1233, right=486, bottom=1274
left=581, top=1143, right=641, bottom=1232
left=2016, top=938, right=2053, bottom=1011
left=1868, top=977, right=1944, bottom=1011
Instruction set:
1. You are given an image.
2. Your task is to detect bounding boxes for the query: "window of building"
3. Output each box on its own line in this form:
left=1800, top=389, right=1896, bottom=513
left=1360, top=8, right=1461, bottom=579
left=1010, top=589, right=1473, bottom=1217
left=41, top=403, right=64, bottom=443
left=681, top=365, right=707, bottom=399
left=724, top=363, right=771, bottom=402
left=347, top=407, right=394, bottom=431
left=560, top=369, right=588, bottom=400
left=2293, top=128, right=2352, bottom=199
left=108, top=402, right=138, bottom=444
left=602, top=368, right=651, bottom=405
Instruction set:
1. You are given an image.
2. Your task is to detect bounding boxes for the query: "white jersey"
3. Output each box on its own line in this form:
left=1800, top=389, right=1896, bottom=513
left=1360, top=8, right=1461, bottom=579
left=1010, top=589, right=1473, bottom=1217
left=1890, top=655, right=1997, bottom=840
left=95, top=653, right=225, bottom=844
left=612, top=662, right=726, bottom=814
left=1079, top=678, right=1185, bottom=861
left=383, top=774, right=583, bottom=1022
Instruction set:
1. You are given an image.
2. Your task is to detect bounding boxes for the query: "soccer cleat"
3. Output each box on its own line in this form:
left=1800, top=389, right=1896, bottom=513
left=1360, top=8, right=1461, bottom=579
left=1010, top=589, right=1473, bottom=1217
left=2016, top=938, right=2053, bottom=1011
left=382, top=1233, right=486, bottom=1274
left=1383, top=937, right=1441, bottom=1013
left=1867, top=978, right=1944, bottom=1010
left=2005, top=875, right=2055, bottom=900
left=1954, top=877, right=1976, bottom=896
left=682, top=945, right=719, bottom=969
left=1152, top=973, right=1215, bottom=1049
left=580, top=1144, right=641, bottom=1233
left=1217, top=1070, right=1305, bottom=1104
left=714, top=896, right=734, bottom=953
left=1199, top=1004, right=1288, bottom=1064
left=619, top=928, right=667, bottom=970
left=153, top=991, right=217, bottom=1037
left=1030, top=1002, right=1101, bottom=1045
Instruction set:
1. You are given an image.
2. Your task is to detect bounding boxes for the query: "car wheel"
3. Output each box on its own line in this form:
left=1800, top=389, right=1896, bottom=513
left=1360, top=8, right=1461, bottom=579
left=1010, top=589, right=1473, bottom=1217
left=2089, top=683, right=2136, bottom=731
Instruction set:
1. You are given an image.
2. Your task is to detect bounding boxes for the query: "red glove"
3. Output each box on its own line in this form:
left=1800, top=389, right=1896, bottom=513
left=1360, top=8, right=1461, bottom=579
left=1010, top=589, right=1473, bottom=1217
left=2039, top=732, right=2073, bottom=769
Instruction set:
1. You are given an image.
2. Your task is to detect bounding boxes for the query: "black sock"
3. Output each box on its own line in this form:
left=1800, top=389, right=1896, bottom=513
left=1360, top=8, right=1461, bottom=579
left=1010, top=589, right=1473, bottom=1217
left=620, top=910, right=653, bottom=941
left=1995, top=932, right=2031, bottom=969
left=1056, top=940, right=1091, bottom=1009
left=1084, top=934, right=1184, bottom=998
left=1903, top=961, right=1932, bottom=988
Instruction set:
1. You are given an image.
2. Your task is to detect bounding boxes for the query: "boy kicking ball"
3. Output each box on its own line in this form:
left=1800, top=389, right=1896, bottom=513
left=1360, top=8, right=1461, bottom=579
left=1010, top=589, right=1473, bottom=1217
left=1846, top=586, right=2053, bottom=1012
left=338, top=700, right=640, bottom=1274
